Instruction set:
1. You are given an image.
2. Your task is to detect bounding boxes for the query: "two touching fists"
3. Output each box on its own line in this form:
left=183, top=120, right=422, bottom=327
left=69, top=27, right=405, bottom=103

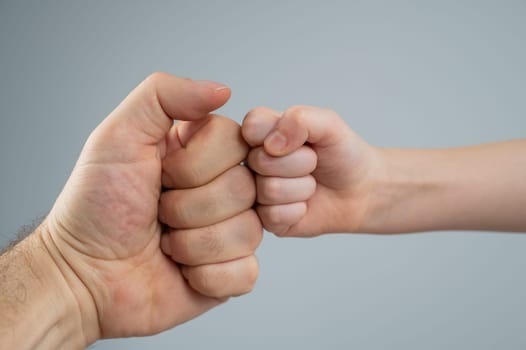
left=42, top=73, right=378, bottom=345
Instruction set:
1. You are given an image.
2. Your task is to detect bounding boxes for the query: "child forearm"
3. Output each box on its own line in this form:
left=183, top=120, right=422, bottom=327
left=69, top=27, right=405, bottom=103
left=363, top=140, right=526, bottom=233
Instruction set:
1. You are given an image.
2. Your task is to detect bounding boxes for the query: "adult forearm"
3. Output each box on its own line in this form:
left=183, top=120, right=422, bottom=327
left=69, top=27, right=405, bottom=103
left=363, top=140, right=526, bottom=233
left=0, top=225, right=86, bottom=349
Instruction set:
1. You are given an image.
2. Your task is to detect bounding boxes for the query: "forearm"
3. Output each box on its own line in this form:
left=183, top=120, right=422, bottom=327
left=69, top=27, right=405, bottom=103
left=0, top=225, right=86, bottom=349
left=363, top=140, right=526, bottom=233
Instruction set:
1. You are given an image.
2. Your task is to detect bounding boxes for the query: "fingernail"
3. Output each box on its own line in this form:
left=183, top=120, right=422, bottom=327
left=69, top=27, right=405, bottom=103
left=160, top=234, right=171, bottom=255
left=266, top=130, right=287, bottom=152
left=194, top=80, right=229, bottom=92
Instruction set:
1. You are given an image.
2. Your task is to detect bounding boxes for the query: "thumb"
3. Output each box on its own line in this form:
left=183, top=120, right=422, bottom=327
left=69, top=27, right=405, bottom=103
left=94, top=72, right=231, bottom=148
left=263, top=105, right=346, bottom=157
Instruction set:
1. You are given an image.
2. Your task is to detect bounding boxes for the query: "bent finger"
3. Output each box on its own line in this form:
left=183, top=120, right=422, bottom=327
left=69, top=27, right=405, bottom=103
left=256, top=202, right=307, bottom=236
left=182, top=255, right=259, bottom=299
left=256, top=175, right=316, bottom=205
left=161, top=210, right=263, bottom=266
left=162, top=115, right=248, bottom=189
left=159, top=165, right=256, bottom=229
left=264, top=105, right=348, bottom=157
left=247, top=146, right=317, bottom=178
left=241, top=106, right=281, bottom=147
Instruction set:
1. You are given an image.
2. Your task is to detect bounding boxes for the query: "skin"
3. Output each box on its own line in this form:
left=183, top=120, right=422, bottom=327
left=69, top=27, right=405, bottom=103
left=2, top=82, right=524, bottom=349
left=0, top=73, right=262, bottom=349
left=242, top=105, right=526, bottom=237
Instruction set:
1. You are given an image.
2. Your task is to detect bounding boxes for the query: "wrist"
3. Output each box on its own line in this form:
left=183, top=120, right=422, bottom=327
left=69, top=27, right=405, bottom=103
left=358, top=147, right=448, bottom=233
left=358, top=147, right=407, bottom=233
left=0, top=222, right=91, bottom=349
left=38, top=219, right=101, bottom=346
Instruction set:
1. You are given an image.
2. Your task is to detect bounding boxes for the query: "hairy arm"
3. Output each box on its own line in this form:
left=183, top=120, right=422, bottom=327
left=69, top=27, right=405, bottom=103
left=0, top=224, right=85, bottom=349
left=0, top=73, right=261, bottom=348
left=365, top=140, right=526, bottom=233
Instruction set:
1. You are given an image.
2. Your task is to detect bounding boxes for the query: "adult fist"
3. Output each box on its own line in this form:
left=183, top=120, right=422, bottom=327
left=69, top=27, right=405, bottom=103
left=159, top=115, right=262, bottom=299
left=40, top=73, right=244, bottom=345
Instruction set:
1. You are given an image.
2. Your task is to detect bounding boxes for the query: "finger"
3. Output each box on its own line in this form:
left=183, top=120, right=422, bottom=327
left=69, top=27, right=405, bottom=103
left=256, top=202, right=307, bottom=236
left=142, top=251, right=225, bottom=330
left=161, top=210, right=263, bottom=266
left=182, top=255, right=259, bottom=299
left=100, top=72, right=231, bottom=147
left=162, top=115, right=249, bottom=189
left=241, top=107, right=281, bottom=147
left=247, top=146, right=317, bottom=178
left=264, top=105, right=348, bottom=157
left=256, top=175, right=316, bottom=205
left=159, top=165, right=256, bottom=229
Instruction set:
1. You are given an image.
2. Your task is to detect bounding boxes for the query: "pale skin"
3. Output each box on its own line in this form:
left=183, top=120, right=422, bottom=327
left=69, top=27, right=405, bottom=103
left=2, top=86, right=525, bottom=349
left=242, top=105, right=526, bottom=237
left=0, top=73, right=262, bottom=349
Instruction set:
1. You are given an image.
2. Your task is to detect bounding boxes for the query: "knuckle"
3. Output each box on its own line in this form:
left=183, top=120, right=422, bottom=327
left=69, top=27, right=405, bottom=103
left=322, top=108, right=346, bottom=130
left=247, top=256, right=260, bottom=285
left=145, top=71, right=166, bottom=84
left=181, top=159, right=216, bottom=189
left=190, top=267, right=226, bottom=298
left=258, top=177, right=281, bottom=203
left=325, top=108, right=341, bottom=122
left=244, top=106, right=270, bottom=125
left=142, top=72, right=170, bottom=95
left=194, top=271, right=214, bottom=295
left=198, top=225, right=225, bottom=258
left=300, top=146, right=318, bottom=173
left=245, top=210, right=264, bottom=249
left=242, top=107, right=276, bottom=145
left=136, top=72, right=167, bottom=116
left=305, top=175, right=317, bottom=195
left=261, top=205, right=281, bottom=226
left=241, top=110, right=259, bottom=141
left=209, top=116, right=249, bottom=168
left=209, top=116, right=239, bottom=139
left=248, top=106, right=270, bottom=116
left=175, top=203, right=193, bottom=228
left=199, top=195, right=220, bottom=223
left=174, top=158, right=205, bottom=188
left=265, top=177, right=282, bottom=200
left=214, top=269, right=234, bottom=298
left=161, top=193, right=192, bottom=228
left=187, top=161, right=206, bottom=187
left=267, top=206, right=282, bottom=224
left=236, top=257, right=259, bottom=296
left=286, top=105, right=309, bottom=122
left=211, top=114, right=241, bottom=132
left=170, top=232, right=193, bottom=264
left=243, top=256, right=260, bottom=292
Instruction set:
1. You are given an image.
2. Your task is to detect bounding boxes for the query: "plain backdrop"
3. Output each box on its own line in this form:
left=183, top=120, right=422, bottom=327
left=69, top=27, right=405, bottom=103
left=1, top=1, right=525, bottom=349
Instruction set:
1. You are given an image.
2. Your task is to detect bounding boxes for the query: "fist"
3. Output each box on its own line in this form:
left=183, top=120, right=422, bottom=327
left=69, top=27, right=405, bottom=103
left=242, top=105, right=379, bottom=237
left=159, top=115, right=262, bottom=298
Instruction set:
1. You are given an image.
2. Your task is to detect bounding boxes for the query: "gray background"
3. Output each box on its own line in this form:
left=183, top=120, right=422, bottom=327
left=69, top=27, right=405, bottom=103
left=1, top=1, right=525, bottom=349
